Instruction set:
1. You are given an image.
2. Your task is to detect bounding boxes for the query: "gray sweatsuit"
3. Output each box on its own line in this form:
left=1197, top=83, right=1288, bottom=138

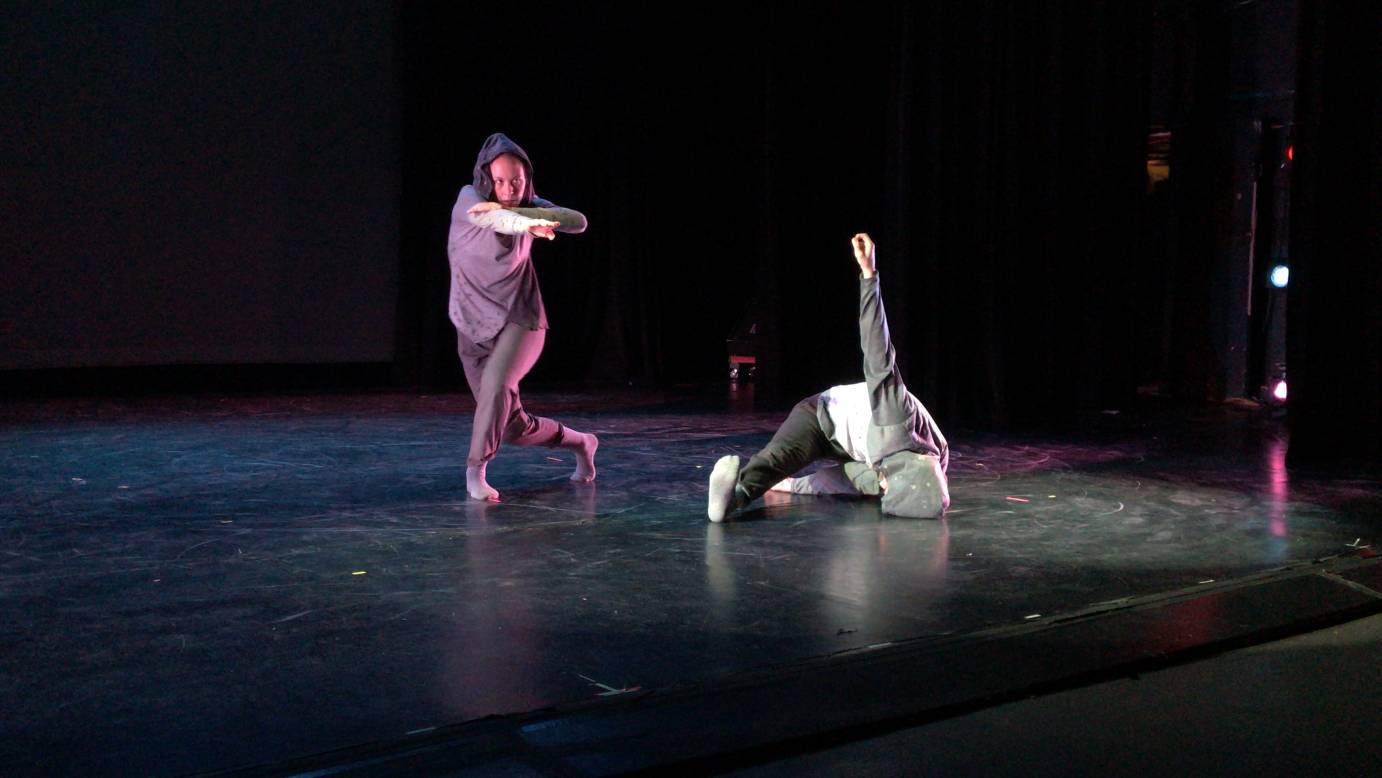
left=446, top=133, right=587, bottom=467
left=736, top=273, right=948, bottom=503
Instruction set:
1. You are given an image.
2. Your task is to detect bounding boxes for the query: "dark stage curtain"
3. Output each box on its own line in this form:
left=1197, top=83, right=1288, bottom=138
left=851, top=2, right=1151, bottom=429
left=398, top=2, right=1152, bottom=431
left=9, top=1, right=1374, bottom=453
left=396, top=4, right=781, bottom=394
left=1287, top=0, right=1382, bottom=465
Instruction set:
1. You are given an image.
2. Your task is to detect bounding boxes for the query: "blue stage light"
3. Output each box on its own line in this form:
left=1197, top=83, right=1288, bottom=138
left=1270, top=265, right=1290, bottom=288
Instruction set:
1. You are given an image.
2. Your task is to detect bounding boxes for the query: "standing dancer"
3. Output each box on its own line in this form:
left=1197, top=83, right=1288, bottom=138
left=707, top=232, right=950, bottom=521
left=447, top=132, right=598, bottom=501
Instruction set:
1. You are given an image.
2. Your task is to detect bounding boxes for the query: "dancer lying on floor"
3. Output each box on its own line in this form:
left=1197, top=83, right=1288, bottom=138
left=707, top=232, right=949, bottom=521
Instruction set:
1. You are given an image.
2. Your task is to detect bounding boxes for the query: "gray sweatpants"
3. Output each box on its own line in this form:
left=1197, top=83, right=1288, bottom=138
left=459, top=322, right=567, bottom=467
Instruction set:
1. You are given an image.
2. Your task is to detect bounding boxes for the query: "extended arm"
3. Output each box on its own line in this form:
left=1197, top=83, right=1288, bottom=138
left=457, top=186, right=563, bottom=239
left=515, top=197, right=587, bottom=234
left=466, top=198, right=586, bottom=239
left=853, top=233, right=912, bottom=426
left=467, top=206, right=557, bottom=236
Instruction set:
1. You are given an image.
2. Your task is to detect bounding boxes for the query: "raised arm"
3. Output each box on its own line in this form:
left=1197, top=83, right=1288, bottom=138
left=853, top=232, right=877, bottom=279
left=852, top=233, right=912, bottom=427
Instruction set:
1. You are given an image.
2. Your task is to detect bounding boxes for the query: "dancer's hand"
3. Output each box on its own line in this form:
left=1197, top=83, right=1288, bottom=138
left=528, top=220, right=560, bottom=240
left=852, top=232, right=876, bottom=278
left=467, top=201, right=503, bottom=216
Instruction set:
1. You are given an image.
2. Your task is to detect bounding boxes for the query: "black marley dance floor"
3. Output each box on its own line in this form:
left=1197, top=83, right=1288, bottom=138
left=2, top=388, right=1379, bottom=776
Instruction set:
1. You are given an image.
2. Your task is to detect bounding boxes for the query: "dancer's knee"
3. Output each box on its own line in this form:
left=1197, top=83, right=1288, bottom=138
left=503, top=406, right=550, bottom=442
left=500, top=411, right=539, bottom=443
left=477, top=378, right=519, bottom=405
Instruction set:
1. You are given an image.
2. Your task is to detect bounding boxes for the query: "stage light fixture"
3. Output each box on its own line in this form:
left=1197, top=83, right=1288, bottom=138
left=1273, top=379, right=1288, bottom=401
left=1270, top=265, right=1290, bottom=288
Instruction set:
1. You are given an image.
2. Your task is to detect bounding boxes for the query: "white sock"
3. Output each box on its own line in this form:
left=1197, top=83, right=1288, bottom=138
left=707, top=455, right=741, bottom=522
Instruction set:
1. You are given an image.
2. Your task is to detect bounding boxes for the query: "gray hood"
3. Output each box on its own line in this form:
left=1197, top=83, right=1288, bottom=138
left=879, top=452, right=949, bottom=518
left=471, top=132, right=537, bottom=205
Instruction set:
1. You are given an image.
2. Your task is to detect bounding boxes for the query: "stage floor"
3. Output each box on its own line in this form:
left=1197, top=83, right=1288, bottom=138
left=1, top=389, right=1378, bottom=776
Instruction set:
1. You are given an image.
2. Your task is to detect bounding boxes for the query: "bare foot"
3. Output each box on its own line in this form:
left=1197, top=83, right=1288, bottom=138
left=466, top=464, right=500, bottom=502
left=570, top=432, right=598, bottom=483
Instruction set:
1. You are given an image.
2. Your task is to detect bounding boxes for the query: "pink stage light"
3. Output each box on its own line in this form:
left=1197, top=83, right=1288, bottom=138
left=1273, top=380, right=1288, bottom=401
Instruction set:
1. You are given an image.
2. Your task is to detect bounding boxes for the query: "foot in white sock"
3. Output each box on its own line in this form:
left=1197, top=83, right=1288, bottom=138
left=569, top=432, right=598, bottom=483
left=466, top=464, right=500, bottom=502
left=707, top=454, right=740, bottom=522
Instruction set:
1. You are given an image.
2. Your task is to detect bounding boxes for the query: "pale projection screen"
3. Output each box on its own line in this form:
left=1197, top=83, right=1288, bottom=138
left=1, top=2, right=400, bottom=369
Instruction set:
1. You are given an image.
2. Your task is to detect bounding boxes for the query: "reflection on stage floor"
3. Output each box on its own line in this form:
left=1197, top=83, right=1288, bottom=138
left=1, top=390, right=1377, bottom=776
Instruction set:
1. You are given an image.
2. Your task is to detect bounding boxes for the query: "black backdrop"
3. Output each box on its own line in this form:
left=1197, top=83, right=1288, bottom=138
left=1287, top=0, right=1381, bottom=464
left=1, top=1, right=400, bottom=370
left=5, top=1, right=1379, bottom=455
left=397, top=1, right=1152, bottom=430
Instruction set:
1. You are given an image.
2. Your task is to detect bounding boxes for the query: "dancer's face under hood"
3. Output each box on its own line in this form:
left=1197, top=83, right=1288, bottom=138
left=472, top=132, right=536, bottom=207
left=488, top=154, right=527, bottom=208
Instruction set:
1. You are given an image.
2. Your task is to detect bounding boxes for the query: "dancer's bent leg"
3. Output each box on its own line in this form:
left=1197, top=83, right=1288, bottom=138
left=462, top=323, right=598, bottom=500
left=737, top=396, right=840, bottom=501
left=709, top=395, right=840, bottom=521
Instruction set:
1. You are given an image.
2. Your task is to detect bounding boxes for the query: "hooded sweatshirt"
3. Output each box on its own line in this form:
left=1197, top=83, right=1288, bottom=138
left=446, top=133, right=586, bottom=353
